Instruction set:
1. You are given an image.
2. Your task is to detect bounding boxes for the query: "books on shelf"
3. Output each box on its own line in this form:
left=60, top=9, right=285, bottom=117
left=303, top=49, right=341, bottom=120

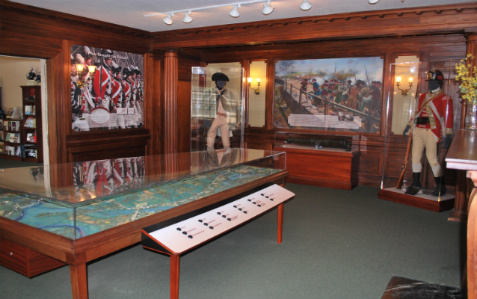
left=4, top=145, right=19, bottom=156
left=0, top=131, right=3, bottom=141
left=24, top=117, right=36, bottom=128
left=6, top=107, right=22, bottom=119
left=23, top=145, right=37, bottom=158
left=0, top=142, right=4, bottom=153
left=26, top=132, right=36, bottom=143
left=6, top=133, right=21, bottom=143
left=25, top=105, right=33, bottom=115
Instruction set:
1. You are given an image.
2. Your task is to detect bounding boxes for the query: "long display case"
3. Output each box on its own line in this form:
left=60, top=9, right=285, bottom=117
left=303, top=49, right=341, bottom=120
left=0, top=148, right=288, bottom=298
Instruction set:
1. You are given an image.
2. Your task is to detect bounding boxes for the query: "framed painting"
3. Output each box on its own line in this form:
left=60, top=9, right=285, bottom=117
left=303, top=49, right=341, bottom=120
left=274, top=57, right=383, bottom=133
left=70, top=45, right=144, bottom=132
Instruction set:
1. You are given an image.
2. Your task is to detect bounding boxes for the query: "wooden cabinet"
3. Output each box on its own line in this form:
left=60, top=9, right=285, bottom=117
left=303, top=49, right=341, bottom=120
left=21, top=85, right=42, bottom=163
left=273, top=132, right=360, bottom=190
left=0, top=237, right=65, bottom=278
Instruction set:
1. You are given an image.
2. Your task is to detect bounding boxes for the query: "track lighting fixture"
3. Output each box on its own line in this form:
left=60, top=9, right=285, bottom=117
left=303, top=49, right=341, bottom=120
left=262, top=1, right=274, bottom=15
left=163, top=13, right=173, bottom=25
left=368, top=0, right=379, bottom=4
left=229, top=4, right=241, bottom=18
left=183, top=11, right=192, bottom=23
left=300, top=0, right=312, bottom=11
left=145, top=0, right=279, bottom=25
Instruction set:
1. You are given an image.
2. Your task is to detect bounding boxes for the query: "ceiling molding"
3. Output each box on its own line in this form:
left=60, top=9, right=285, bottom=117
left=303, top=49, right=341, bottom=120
left=151, top=3, right=477, bottom=49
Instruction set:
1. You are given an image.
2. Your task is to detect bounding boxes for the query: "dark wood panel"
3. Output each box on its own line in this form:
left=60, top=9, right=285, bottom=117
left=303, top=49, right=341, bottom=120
left=198, top=34, right=466, bottom=62
left=65, top=129, right=150, bottom=162
left=274, top=146, right=359, bottom=190
left=0, top=1, right=150, bottom=56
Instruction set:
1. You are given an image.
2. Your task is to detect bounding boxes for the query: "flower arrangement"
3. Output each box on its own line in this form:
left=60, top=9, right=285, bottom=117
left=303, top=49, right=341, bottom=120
left=455, top=54, right=477, bottom=104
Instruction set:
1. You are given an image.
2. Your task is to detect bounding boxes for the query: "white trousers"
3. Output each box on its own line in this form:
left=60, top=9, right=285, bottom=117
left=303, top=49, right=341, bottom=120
left=207, top=116, right=230, bottom=148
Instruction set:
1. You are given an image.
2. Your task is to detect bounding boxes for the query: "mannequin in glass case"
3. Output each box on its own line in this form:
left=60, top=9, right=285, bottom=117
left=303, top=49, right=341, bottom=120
left=206, top=72, right=239, bottom=151
left=403, top=70, right=454, bottom=196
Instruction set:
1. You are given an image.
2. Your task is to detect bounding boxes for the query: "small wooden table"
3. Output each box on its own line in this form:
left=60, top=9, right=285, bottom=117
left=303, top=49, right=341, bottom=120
left=142, top=184, right=295, bottom=299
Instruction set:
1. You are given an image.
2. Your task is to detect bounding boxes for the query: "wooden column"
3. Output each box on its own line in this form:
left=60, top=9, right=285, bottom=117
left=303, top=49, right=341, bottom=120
left=163, top=49, right=178, bottom=154
left=144, top=53, right=162, bottom=156
left=47, top=40, right=70, bottom=165
left=448, top=33, right=477, bottom=222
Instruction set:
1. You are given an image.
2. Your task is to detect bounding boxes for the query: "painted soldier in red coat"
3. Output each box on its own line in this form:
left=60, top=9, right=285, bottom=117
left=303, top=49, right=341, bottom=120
left=93, top=49, right=113, bottom=109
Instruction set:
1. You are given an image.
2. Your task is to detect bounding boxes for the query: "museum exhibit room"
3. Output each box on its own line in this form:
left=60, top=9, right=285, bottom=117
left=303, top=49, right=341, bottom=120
left=1, top=0, right=477, bottom=298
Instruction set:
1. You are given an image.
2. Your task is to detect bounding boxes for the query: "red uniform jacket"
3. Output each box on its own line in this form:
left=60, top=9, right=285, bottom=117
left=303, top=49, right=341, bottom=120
left=412, top=90, right=453, bottom=142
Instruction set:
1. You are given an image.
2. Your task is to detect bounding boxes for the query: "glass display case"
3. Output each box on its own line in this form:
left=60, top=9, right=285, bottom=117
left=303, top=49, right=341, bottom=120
left=190, top=66, right=245, bottom=151
left=378, top=58, right=461, bottom=211
left=0, top=149, right=286, bottom=240
left=274, top=131, right=358, bottom=152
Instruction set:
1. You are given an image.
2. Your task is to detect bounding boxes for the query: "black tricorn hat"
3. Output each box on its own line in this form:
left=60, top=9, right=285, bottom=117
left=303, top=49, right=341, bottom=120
left=426, top=70, right=444, bottom=82
left=211, top=72, right=229, bottom=82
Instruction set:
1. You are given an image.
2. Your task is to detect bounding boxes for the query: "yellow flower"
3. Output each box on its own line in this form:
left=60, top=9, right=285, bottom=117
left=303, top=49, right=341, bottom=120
left=455, top=54, right=477, bottom=104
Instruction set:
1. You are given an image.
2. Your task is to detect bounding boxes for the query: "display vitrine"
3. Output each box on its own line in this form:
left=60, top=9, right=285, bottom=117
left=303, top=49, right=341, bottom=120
left=0, top=149, right=287, bottom=299
left=190, top=66, right=245, bottom=151
left=378, top=58, right=459, bottom=211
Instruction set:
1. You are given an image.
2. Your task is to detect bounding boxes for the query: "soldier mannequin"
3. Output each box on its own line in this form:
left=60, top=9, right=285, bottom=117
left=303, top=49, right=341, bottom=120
left=206, top=72, right=239, bottom=151
left=403, top=70, right=454, bottom=196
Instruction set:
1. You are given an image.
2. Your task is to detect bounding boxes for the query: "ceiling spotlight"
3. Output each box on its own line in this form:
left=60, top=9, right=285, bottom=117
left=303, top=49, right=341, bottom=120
left=369, top=0, right=379, bottom=3
left=229, top=4, right=240, bottom=18
left=163, top=13, right=173, bottom=25
left=262, top=1, right=274, bottom=15
left=183, top=11, right=192, bottom=23
left=300, top=0, right=312, bottom=11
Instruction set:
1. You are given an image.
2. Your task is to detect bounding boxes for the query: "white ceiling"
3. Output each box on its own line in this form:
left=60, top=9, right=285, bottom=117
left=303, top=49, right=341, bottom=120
left=8, top=0, right=477, bottom=32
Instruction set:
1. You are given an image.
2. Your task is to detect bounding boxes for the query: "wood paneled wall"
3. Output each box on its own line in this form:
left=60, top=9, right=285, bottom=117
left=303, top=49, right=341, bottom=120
left=1, top=0, right=476, bottom=189
left=0, top=0, right=153, bottom=163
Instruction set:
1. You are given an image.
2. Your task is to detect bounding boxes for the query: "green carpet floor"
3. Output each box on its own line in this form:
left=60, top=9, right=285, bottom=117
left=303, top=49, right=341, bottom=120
left=0, top=184, right=465, bottom=299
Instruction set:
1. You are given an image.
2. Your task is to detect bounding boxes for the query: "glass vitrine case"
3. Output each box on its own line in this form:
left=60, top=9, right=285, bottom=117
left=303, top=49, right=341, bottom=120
left=190, top=66, right=245, bottom=151
left=379, top=57, right=461, bottom=211
left=274, top=131, right=358, bottom=152
left=0, top=149, right=286, bottom=240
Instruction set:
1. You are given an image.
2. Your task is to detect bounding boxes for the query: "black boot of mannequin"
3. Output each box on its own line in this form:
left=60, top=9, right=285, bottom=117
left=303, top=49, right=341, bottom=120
left=405, top=172, right=422, bottom=195
left=431, top=176, right=446, bottom=196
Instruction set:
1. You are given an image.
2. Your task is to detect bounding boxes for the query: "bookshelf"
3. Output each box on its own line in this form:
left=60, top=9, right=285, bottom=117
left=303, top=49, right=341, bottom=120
left=21, top=85, right=42, bottom=163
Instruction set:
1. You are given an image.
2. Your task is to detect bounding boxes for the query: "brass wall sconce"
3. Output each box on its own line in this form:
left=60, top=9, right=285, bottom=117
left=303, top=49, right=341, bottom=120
left=76, top=64, right=96, bottom=75
left=395, top=76, right=413, bottom=96
left=247, top=77, right=261, bottom=95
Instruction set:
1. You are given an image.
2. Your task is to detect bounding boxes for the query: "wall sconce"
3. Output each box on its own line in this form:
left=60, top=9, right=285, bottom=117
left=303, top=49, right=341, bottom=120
left=87, top=65, right=96, bottom=74
left=76, top=64, right=84, bottom=73
left=395, top=76, right=413, bottom=96
left=76, top=64, right=96, bottom=75
left=248, top=77, right=261, bottom=95
left=76, top=64, right=96, bottom=87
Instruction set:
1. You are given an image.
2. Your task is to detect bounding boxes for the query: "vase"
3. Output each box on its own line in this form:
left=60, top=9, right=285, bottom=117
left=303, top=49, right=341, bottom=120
left=466, top=100, right=477, bottom=130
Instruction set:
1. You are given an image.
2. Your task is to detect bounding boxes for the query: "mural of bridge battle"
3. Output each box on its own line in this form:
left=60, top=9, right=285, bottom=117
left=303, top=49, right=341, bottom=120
left=274, top=57, right=383, bottom=134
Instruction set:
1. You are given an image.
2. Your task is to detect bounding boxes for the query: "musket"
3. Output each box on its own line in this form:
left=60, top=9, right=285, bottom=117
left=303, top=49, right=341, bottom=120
left=396, top=128, right=413, bottom=189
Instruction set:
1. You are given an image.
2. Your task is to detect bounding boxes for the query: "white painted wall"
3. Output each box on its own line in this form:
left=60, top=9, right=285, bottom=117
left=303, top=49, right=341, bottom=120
left=0, top=56, right=41, bottom=111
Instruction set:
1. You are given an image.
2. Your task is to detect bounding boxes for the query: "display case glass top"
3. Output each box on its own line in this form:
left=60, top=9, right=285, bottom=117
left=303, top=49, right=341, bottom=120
left=0, top=149, right=285, bottom=206
left=0, top=149, right=286, bottom=239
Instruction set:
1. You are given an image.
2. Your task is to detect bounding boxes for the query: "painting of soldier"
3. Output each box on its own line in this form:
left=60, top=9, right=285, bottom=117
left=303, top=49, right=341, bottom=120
left=70, top=45, right=144, bottom=131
